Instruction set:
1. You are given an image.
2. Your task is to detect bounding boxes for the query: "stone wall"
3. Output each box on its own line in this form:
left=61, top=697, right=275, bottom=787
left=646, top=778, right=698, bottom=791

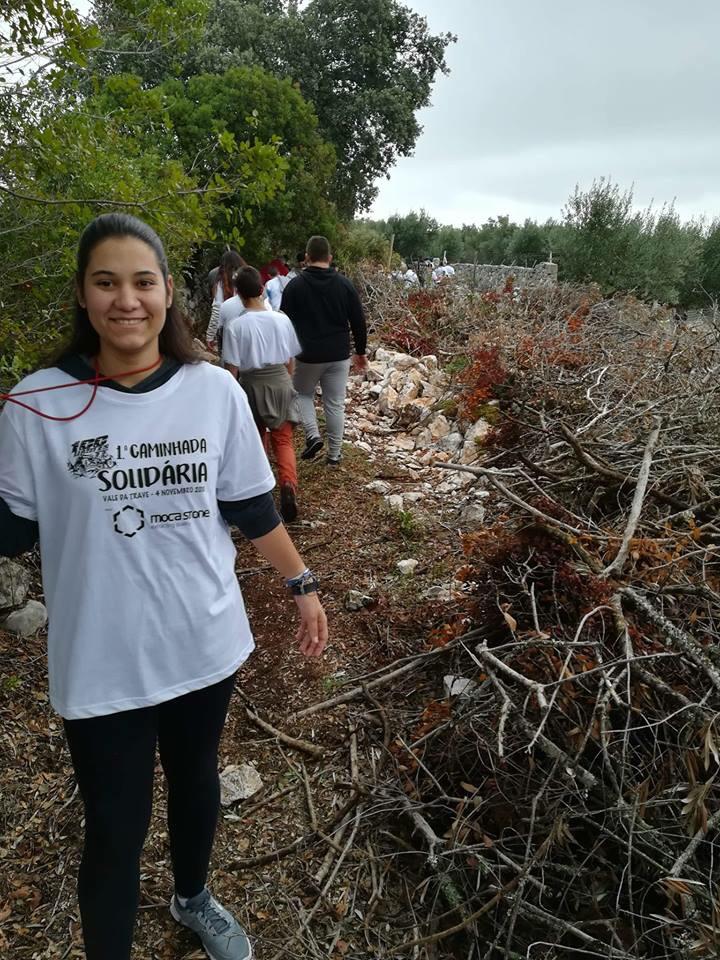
left=453, top=261, right=558, bottom=290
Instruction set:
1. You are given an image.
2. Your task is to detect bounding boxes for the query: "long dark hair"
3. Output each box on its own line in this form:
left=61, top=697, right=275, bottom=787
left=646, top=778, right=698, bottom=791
left=218, top=249, right=246, bottom=301
left=58, top=213, right=199, bottom=364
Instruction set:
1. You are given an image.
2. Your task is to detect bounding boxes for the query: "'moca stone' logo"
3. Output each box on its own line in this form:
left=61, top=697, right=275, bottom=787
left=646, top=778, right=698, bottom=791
left=113, top=505, right=145, bottom=538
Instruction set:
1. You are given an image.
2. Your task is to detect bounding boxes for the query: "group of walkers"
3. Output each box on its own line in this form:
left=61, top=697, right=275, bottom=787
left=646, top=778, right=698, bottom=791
left=391, top=257, right=456, bottom=287
left=208, top=235, right=367, bottom=524
left=0, top=213, right=367, bottom=960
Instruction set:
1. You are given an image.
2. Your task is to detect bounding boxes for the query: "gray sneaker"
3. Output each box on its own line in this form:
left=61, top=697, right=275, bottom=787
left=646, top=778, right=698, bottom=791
left=170, top=889, right=253, bottom=960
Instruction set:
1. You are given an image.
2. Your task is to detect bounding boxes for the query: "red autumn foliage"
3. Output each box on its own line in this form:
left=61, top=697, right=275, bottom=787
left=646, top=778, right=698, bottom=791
left=458, top=345, right=507, bottom=420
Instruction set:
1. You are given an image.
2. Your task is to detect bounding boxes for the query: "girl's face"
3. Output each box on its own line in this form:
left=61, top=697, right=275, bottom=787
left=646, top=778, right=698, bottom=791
left=78, top=235, right=174, bottom=358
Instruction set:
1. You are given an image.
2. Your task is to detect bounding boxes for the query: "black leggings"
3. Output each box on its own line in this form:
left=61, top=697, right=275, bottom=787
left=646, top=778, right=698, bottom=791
left=63, top=673, right=236, bottom=960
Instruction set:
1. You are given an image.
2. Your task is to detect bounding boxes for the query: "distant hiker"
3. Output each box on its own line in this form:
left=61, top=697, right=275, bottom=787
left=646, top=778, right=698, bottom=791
left=281, top=235, right=367, bottom=466
left=404, top=266, right=419, bottom=286
left=287, top=251, right=305, bottom=279
left=0, top=213, right=327, bottom=960
left=265, top=266, right=286, bottom=312
left=205, top=248, right=245, bottom=351
left=223, top=266, right=302, bottom=522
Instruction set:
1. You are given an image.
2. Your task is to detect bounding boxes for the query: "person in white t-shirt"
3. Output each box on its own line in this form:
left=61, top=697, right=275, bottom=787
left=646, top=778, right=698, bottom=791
left=205, top=248, right=245, bottom=352
left=0, top=213, right=327, bottom=960
left=223, top=267, right=302, bottom=523
left=217, top=280, right=271, bottom=342
left=264, top=266, right=285, bottom=311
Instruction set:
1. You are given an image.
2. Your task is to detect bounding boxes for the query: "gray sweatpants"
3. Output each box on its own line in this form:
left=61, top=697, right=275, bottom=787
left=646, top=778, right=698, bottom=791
left=293, top=359, right=351, bottom=459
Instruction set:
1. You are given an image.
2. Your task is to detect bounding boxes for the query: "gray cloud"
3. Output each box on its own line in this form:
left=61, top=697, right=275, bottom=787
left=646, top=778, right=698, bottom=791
left=372, top=0, right=720, bottom=225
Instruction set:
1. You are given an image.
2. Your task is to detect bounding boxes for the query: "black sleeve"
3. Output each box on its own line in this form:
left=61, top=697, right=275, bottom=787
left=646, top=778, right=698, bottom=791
left=345, top=279, right=367, bottom=355
left=218, top=491, right=282, bottom=540
left=0, top=496, right=39, bottom=557
left=280, top=282, right=296, bottom=319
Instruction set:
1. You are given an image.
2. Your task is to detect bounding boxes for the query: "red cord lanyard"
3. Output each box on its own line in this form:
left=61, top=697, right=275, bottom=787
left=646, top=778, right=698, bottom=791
left=0, top=357, right=163, bottom=422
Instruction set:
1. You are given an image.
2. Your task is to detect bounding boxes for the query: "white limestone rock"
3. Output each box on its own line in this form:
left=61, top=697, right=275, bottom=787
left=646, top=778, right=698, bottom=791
left=345, top=590, right=375, bottom=612
left=460, top=502, right=486, bottom=525
left=393, top=354, right=421, bottom=371
left=427, top=414, right=451, bottom=440
left=413, top=427, right=433, bottom=450
left=399, top=397, right=435, bottom=426
left=1, top=600, right=47, bottom=637
left=220, top=763, right=263, bottom=806
left=0, top=559, right=30, bottom=611
left=394, top=435, right=416, bottom=452
left=443, top=676, right=480, bottom=699
left=365, top=480, right=391, bottom=495
left=397, top=558, right=419, bottom=576
left=378, top=385, right=400, bottom=415
left=365, top=363, right=387, bottom=383
left=437, top=432, right=463, bottom=453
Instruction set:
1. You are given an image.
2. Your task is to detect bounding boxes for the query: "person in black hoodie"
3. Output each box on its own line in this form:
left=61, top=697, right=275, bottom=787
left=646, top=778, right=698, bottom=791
left=280, top=236, right=367, bottom=465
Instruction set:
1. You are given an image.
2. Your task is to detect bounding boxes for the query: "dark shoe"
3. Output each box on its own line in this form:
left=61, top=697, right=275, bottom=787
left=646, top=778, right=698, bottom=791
left=326, top=455, right=342, bottom=467
left=280, top=483, right=298, bottom=522
left=300, top=436, right=323, bottom=460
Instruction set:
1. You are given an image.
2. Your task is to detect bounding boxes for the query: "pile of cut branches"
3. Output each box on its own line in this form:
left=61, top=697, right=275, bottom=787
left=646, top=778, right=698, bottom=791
left=266, top=282, right=720, bottom=958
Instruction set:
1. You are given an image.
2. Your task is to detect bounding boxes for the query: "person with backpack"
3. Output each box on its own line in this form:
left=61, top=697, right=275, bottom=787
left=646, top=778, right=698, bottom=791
left=0, top=213, right=327, bottom=960
left=280, top=236, right=367, bottom=466
left=223, top=266, right=302, bottom=522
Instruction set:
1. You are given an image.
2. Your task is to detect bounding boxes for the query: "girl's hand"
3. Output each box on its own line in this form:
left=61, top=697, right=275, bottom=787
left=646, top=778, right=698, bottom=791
left=293, top=593, right=328, bottom=657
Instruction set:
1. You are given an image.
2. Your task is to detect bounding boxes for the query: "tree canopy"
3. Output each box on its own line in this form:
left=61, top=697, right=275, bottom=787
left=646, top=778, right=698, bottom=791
left=368, top=180, right=715, bottom=307
left=84, top=0, right=455, bottom=217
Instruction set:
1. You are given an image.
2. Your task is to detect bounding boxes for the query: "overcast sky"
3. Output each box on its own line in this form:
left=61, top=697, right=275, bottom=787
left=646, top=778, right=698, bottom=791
left=370, top=0, right=720, bottom=227
left=68, top=0, right=719, bottom=227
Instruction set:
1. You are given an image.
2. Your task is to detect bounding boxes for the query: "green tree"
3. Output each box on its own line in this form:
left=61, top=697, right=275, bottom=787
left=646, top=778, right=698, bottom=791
left=386, top=209, right=438, bottom=260
left=1, top=0, right=100, bottom=81
left=159, top=66, right=337, bottom=260
left=555, top=179, right=636, bottom=290
left=85, top=0, right=454, bottom=217
left=433, top=225, right=463, bottom=263
left=334, top=221, right=392, bottom=267
left=696, top=221, right=720, bottom=305
left=507, top=220, right=550, bottom=266
left=87, top=0, right=211, bottom=84
left=279, top=0, right=454, bottom=215
left=623, top=207, right=703, bottom=304
left=0, top=83, right=286, bottom=378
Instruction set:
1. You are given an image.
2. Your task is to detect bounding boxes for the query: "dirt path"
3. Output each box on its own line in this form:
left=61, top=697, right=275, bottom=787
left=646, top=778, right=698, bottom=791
left=0, top=374, right=467, bottom=959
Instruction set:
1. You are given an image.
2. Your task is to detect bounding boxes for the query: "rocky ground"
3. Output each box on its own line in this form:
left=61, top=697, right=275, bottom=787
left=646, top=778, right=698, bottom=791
left=0, top=350, right=486, bottom=959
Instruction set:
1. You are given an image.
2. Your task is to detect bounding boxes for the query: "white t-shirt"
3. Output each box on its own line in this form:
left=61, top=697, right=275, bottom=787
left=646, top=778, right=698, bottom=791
left=219, top=294, right=246, bottom=334
left=223, top=309, right=302, bottom=371
left=265, top=276, right=284, bottom=311
left=219, top=293, right=271, bottom=333
left=0, top=362, right=275, bottom=719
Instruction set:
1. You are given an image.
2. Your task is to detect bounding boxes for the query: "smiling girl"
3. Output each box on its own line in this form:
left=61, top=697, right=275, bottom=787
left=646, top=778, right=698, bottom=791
left=0, top=213, right=327, bottom=960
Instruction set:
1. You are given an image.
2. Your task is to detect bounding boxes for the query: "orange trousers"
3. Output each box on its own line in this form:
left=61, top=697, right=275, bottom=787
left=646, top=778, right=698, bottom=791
left=255, top=419, right=297, bottom=490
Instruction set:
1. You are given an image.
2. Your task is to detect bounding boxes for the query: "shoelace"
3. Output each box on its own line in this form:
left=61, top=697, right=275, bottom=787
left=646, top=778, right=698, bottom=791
left=197, top=896, right=231, bottom=935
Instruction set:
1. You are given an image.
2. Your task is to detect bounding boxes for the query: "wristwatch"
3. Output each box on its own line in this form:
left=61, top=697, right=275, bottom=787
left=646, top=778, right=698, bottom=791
left=285, top=568, right=319, bottom=596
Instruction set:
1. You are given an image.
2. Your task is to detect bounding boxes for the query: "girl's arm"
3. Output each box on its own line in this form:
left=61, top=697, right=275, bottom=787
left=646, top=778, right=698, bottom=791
left=250, top=524, right=328, bottom=658
left=219, top=494, right=327, bottom=658
left=0, top=497, right=39, bottom=557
